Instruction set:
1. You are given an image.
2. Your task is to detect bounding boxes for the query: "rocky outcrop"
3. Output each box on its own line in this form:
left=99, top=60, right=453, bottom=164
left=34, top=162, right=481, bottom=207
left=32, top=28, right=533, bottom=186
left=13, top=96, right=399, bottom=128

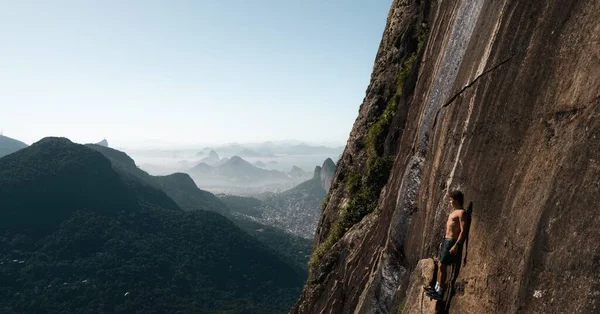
left=313, top=166, right=322, bottom=180
left=319, top=158, right=336, bottom=192
left=293, top=0, right=600, bottom=313
left=401, top=259, right=437, bottom=314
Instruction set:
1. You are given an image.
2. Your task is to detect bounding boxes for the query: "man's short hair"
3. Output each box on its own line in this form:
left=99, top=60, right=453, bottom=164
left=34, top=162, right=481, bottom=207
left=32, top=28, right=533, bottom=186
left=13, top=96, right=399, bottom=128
left=450, top=190, right=464, bottom=207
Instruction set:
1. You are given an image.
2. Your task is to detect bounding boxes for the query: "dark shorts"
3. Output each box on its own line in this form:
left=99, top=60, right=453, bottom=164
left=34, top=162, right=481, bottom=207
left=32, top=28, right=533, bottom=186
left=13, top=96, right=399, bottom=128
left=438, top=238, right=458, bottom=265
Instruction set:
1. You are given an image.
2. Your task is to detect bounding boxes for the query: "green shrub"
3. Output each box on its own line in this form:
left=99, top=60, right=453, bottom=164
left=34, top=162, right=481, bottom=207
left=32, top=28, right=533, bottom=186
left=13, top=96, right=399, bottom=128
left=321, top=193, right=331, bottom=211
left=345, top=171, right=362, bottom=193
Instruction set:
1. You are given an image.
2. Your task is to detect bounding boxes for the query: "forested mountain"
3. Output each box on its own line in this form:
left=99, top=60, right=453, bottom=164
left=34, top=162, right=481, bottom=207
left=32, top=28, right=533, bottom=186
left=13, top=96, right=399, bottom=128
left=87, top=144, right=226, bottom=215
left=90, top=144, right=312, bottom=272
left=0, top=137, right=304, bottom=314
left=219, top=195, right=312, bottom=270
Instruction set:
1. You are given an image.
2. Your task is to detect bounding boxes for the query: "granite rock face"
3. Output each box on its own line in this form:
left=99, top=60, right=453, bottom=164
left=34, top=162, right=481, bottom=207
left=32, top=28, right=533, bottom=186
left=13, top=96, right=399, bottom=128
left=292, top=0, right=600, bottom=313
left=319, top=158, right=336, bottom=193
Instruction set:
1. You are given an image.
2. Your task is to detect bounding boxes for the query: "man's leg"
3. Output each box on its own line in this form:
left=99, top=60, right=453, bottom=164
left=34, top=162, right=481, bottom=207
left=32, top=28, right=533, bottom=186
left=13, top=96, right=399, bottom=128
left=437, top=261, right=447, bottom=295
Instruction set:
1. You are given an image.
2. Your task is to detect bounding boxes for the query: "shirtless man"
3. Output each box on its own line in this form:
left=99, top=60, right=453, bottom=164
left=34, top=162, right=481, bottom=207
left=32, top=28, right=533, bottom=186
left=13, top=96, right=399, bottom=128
left=425, top=190, right=468, bottom=300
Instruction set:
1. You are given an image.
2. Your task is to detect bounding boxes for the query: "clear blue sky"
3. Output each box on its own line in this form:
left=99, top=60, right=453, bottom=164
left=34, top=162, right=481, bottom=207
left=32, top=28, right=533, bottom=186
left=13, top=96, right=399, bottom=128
left=0, top=0, right=392, bottom=148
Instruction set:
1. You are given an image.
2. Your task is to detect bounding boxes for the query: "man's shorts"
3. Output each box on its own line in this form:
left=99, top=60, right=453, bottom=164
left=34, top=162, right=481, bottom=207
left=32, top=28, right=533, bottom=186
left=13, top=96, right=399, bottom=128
left=438, top=238, right=458, bottom=265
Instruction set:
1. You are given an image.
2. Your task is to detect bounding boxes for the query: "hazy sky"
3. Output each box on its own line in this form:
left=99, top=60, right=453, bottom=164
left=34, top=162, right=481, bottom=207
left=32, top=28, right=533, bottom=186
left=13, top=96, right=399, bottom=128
left=0, top=0, right=392, bottom=148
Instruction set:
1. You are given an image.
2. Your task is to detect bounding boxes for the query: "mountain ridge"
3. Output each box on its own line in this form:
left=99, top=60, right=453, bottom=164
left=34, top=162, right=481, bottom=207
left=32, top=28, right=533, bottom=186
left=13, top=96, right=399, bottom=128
left=0, top=135, right=28, bottom=158
left=0, top=137, right=304, bottom=313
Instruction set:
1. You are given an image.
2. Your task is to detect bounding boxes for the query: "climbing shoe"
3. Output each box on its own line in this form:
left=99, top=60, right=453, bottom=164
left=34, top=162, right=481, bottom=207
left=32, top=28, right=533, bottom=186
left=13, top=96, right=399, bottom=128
left=423, top=285, right=436, bottom=293
left=425, top=290, right=443, bottom=301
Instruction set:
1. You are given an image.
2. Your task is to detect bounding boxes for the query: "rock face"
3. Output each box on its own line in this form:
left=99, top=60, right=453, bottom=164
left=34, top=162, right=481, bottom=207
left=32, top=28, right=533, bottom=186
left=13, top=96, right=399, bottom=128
left=312, top=166, right=322, bottom=180
left=319, top=158, right=336, bottom=192
left=293, top=0, right=600, bottom=314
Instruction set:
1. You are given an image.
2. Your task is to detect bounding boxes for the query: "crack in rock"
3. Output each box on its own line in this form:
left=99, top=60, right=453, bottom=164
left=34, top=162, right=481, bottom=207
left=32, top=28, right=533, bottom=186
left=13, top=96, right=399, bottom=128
left=442, top=53, right=516, bottom=109
left=432, top=53, right=516, bottom=131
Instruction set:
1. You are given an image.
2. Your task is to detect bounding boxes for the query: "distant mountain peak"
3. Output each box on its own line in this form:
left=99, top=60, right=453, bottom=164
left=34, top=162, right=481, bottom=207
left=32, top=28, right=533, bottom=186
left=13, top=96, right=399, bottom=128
left=96, top=139, right=109, bottom=147
left=319, top=159, right=336, bottom=192
left=209, top=150, right=219, bottom=160
left=313, top=166, right=322, bottom=180
left=188, top=162, right=214, bottom=175
left=200, top=150, right=221, bottom=166
left=226, top=155, right=249, bottom=165
left=322, top=158, right=336, bottom=170
left=0, top=135, right=28, bottom=158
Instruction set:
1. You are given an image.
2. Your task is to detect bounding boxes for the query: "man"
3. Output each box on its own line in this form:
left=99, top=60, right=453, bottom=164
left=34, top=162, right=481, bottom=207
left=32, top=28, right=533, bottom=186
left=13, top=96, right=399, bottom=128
left=425, top=190, right=468, bottom=300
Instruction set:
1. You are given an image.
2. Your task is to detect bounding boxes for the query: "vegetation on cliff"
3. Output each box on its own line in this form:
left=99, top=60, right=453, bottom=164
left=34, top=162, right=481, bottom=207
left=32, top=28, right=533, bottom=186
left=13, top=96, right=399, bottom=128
left=309, top=27, right=429, bottom=272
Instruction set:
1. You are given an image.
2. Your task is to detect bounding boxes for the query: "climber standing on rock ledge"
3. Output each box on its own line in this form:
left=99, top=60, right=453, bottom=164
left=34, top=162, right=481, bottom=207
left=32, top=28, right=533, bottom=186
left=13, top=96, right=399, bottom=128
left=425, top=190, right=468, bottom=301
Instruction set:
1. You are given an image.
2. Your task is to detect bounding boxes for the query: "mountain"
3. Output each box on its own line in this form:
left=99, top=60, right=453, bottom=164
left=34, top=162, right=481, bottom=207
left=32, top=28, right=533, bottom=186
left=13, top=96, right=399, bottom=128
left=254, top=160, right=267, bottom=168
left=0, top=135, right=28, bottom=158
left=199, top=150, right=220, bottom=166
left=155, top=178, right=312, bottom=272
left=215, top=156, right=229, bottom=166
left=218, top=195, right=262, bottom=218
left=0, top=138, right=303, bottom=313
left=85, top=144, right=183, bottom=212
left=216, top=156, right=262, bottom=178
left=0, top=138, right=150, bottom=237
left=207, top=149, right=219, bottom=159
left=155, top=173, right=228, bottom=215
left=319, top=158, right=336, bottom=192
left=95, top=139, right=109, bottom=147
left=90, top=145, right=312, bottom=272
left=293, top=1, right=600, bottom=313
left=218, top=194, right=312, bottom=270
left=188, top=162, right=214, bottom=176
left=215, top=156, right=287, bottom=182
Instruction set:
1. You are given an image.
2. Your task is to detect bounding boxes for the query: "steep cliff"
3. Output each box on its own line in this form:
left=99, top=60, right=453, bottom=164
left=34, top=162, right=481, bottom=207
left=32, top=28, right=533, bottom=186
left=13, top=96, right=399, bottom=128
left=320, top=158, right=337, bottom=193
left=293, top=0, right=600, bottom=313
